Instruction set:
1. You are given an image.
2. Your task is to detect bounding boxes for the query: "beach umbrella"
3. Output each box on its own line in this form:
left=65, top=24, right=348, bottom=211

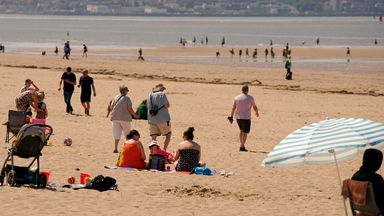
left=261, top=118, right=384, bottom=216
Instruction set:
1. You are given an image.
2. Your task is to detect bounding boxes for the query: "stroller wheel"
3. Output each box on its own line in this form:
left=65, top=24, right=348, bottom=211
left=7, top=170, right=16, bottom=187
left=37, top=174, right=47, bottom=188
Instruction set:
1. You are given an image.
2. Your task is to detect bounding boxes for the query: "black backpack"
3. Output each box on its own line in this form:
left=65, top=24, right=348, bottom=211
left=146, top=154, right=165, bottom=171
left=91, top=175, right=117, bottom=192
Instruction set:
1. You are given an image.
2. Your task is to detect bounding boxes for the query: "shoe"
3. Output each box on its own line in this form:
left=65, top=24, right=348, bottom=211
left=239, top=147, right=248, bottom=152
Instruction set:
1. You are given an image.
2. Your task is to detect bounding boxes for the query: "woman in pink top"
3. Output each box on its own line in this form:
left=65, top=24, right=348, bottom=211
left=116, top=130, right=146, bottom=169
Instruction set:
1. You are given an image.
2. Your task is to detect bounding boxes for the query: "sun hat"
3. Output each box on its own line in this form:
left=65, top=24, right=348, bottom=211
left=153, top=83, right=166, bottom=92
left=148, top=140, right=159, bottom=148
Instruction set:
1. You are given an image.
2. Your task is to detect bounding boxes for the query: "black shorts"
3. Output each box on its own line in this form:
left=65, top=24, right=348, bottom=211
left=237, top=119, right=251, bottom=134
left=80, top=92, right=91, bottom=103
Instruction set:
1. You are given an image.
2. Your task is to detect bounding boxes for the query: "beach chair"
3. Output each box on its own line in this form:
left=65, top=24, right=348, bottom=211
left=5, top=110, right=26, bottom=143
left=0, top=124, right=53, bottom=188
left=342, top=179, right=382, bottom=216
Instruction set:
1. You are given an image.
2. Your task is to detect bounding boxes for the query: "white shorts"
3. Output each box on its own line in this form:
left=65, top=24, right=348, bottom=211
left=112, top=120, right=131, bottom=140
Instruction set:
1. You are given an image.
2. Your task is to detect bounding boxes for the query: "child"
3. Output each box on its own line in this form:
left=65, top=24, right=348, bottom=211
left=35, top=91, right=48, bottom=122
left=148, top=140, right=174, bottom=164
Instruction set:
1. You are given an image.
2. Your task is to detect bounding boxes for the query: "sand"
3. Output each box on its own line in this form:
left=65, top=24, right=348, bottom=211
left=0, top=46, right=383, bottom=216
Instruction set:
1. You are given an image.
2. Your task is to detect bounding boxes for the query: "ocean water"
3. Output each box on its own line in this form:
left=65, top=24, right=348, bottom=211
left=0, top=15, right=383, bottom=52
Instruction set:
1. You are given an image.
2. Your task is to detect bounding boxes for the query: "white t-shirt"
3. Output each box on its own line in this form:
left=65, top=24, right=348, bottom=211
left=234, top=93, right=256, bottom=120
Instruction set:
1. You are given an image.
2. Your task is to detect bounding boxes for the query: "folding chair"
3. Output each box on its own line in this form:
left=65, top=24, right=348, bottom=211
left=5, top=110, right=26, bottom=143
left=342, top=179, right=382, bottom=216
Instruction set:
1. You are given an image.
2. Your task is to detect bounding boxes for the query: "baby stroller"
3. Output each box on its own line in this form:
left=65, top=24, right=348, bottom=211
left=0, top=124, right=53, bottom=188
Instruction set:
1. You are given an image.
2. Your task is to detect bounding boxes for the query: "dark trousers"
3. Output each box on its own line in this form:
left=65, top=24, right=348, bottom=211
left=64, top=90, right=73, bottom=113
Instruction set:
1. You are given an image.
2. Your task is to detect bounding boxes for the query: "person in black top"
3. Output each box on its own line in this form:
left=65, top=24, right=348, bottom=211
left=83, top=44, right=88, bottom=57
left=352, top=149, right=384, bottom=214
left=58, top=67, right=76, bottom=114
left=77, top=70, right=96, bottom=116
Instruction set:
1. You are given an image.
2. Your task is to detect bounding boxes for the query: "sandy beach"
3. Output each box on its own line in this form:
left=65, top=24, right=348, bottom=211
left=0, top=46, right=383, bottom=216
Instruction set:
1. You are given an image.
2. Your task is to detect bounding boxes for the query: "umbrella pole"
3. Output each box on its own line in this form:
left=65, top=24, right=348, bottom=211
left=330, top=149, right=349, bottom=216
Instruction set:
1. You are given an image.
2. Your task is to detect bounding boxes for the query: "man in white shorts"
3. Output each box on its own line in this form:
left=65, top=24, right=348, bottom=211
left=147, top=83, right=171, bottom=150
left=107, top=85, right=138, bottom=153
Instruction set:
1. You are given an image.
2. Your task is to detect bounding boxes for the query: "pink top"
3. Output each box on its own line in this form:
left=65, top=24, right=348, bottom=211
left=153, top=148, right=174, bottom=163
left=234, top=93, right=256, bottom=120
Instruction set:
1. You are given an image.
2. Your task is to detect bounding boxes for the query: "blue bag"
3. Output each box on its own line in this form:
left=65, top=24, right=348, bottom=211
left=193, top=167, right=212, bottom=175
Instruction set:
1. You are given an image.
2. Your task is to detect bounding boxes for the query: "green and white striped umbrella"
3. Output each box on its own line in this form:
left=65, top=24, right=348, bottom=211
left=261, top=118, right=384, bottom=167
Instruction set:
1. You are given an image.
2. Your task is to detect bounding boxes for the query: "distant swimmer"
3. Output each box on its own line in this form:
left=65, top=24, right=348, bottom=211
left=67, top=31, right=69, bottom=37
left=375, top=39, right=378, bottom=45
left=221, top=36, right=225, bottom=47
left=0, top=44, right=5, bottom=53
left=229, top=48, right=234, bottom=58
left=239, top=49, right=242, bottom=58
left=316, top=37, right=320, bottom=45
left=270, top=47, right=275, bottom=59
left=137, top=48, right=144, bottom=61
left=245, top=48, right=249, bottom=58
left=264, top=48, right=269, bottom=58
left=216, top=51, right=220, bottom=58
left=270, top=40, right=273, bottom=46
left=252, top=48, right=257, bottom=59
left=54, top=46, right=58, bottom=55
left=83, top=44, right=88, bottom=57
left=42, top=51, right=46, bottom=56
left=193, top=36, right=196, bottom=45
left=346, top=47, right=351, bottom=62
left=205, top=36, right=208, bottom=45
left=201, top=38, right=204, bottom=45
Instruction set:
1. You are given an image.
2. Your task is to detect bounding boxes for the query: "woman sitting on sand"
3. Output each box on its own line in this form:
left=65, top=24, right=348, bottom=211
left=174, top=127, right=203, bottom=172
left=116, top=130, right=146, bottom=169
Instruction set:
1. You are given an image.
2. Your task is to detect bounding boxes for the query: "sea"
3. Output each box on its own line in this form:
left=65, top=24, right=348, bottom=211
left=0, top=15, right=383, bottom=50
left=1, top=15, right=384, bottom=72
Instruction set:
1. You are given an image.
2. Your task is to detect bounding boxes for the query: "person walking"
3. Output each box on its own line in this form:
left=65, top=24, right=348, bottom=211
left=107, top=85, right=138, bottom=153
left=285, top=56, right=292, bottom=80
left=229, top=85, right=259, bottom=152
left=58, top=67, right=76, bottom=114
left=147, top=83, right=171, bottom=151
left=63, top=41, right=71, bottom=60
left=77, top=70, right=96, bottom=116
left=83, top=44, right=88, bottom=57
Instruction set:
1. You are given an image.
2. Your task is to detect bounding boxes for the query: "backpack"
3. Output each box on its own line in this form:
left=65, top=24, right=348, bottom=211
left=135, top=103, right=148, bottom=120
left=146, top=154, right=165, bottom=171
left=91, top=175, right=117, bottom=192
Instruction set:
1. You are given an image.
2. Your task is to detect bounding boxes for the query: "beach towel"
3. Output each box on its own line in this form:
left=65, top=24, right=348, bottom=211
left=342, top=179, right=368, bottom=206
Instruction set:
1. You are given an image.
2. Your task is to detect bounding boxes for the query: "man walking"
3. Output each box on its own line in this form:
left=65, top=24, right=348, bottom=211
left=147, top=83, right=171, bottom=150
left=229, top=85, right=259, bottom=152
left=77, top=70, right=96, bottom=115
left=58, top=67, right=76, bottom=114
